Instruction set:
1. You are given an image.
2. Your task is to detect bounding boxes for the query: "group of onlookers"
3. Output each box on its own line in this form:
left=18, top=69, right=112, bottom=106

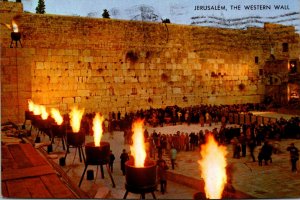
left=78, top=103, right=299, bottom=178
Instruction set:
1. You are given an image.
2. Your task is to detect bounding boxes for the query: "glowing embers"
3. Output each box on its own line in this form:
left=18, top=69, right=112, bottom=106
left=198, top=133, right=228, bottom=199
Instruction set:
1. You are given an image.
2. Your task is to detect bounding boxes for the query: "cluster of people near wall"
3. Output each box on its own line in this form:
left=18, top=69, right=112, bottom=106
left=77, top=103, right=299, bottom=185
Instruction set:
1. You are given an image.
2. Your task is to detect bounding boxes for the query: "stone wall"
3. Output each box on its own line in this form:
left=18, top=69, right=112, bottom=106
left=1, top=2, right=299, bottom=123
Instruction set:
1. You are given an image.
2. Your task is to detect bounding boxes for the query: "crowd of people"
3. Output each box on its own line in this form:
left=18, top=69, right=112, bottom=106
left=77, top=102, right=299, bottom=193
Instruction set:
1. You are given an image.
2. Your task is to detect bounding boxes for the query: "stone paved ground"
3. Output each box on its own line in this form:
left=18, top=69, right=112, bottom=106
left=30, top=111, right=300, bottom=199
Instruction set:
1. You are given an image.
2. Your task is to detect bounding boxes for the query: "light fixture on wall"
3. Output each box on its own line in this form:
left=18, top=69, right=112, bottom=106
left=10, top=20, right=22, bottom=48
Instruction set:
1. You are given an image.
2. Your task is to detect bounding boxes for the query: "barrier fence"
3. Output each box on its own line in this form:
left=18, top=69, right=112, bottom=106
left=228, top=113, right=278, bottom=125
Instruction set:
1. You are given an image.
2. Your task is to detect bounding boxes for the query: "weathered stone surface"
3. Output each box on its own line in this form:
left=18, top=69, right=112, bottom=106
left=1, top=2, right=299, bottom=123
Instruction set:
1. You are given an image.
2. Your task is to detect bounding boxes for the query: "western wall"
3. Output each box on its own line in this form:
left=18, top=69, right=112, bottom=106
left=1, top=1, right=299, bottom=123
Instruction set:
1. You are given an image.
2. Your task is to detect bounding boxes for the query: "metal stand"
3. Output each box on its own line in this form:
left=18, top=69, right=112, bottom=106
left=10, top=39, right=22, bottom=48
left=123, top=184, right=157, bottom=199
left=64, top=144, right=85, bottom=163
left=79, top=163, right=115, bottom=188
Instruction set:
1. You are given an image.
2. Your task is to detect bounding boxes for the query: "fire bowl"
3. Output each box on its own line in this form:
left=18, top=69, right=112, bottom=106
left=193, top=184, right=245, bottom=200
left=11, top=32, right=21, bottom=41
left=51, top=123, right=66, bottom=137
left=125, top=160, right=157, bottom=193
left=66, top=130, right=85, bottom=146
left=85, top=142, right=110, bottom=165
left=193, top=192, right=207, bottom=200
left=25, top=111, right=34, bottom=121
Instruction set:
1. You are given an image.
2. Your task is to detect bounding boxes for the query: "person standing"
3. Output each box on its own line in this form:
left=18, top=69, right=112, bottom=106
left=109, top=150, right=115, bottom=173
left=248, top=137, right=256, bottom=162
left=157, top=158, right=168, bottom=194
left=120, top=149, right=129, bottom=175
left=287, top=143, right=299, bottom=173
left=261, top=141, right=273, bottom=165
left=239, top=133, right=247, bottom=157
left=170, top=146, right=177, bottom=170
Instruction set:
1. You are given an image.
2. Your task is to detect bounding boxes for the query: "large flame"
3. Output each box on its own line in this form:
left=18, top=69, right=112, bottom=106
left=51, top=108, right=63, bottom=125
left=28, top=100, right=40, bottom=115
left=28, top=100, right=48, bottom=119
left=93, top=113, right=104, bottom=147
left=69, top=107, right=84, bottom=133
left=12, top=20, right=18, bottom=33
left=130, top=119, right=146, bottom=167
left=28, top=100, right=36, bottom=112
left=198, top=134, right=228, bottom=199
left=40, top=105, right=49, bottom=120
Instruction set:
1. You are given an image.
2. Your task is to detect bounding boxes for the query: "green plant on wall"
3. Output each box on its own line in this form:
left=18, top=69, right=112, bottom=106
left=36, top=0, right=46, bottom=14
left=102, top=9, right=110, bottom=19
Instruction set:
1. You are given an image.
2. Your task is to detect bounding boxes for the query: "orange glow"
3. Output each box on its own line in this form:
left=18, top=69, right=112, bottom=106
left=28, top=99, right=41, bottom=115
left=130, top=119, right=146, bottom=167
left=27, top=100, right=49, bottom=119
left=51, top=108, right=63, bottom=125
left=12, top=20, right=18, bottom=32
left=69, top=107, right=84, bottom=133
left=28, top=100, right=41, bottom=115
left=198, top=134, right=228, bottom=199
left=40, top=105, right=49, bottom=120
left=93, top=113, right=104, bottom=147
left=28, top=100, right=35, bottom=112
left=3, top=23, right=12, bottom=30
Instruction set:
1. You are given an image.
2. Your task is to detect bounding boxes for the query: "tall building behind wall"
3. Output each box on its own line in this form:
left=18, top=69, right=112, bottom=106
left=1, top=1, right=300, bottom=123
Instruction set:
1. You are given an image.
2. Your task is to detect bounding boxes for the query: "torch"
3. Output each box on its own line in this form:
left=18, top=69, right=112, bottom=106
left=123, top=119, right=157, bottom=199
left=64, top=106, right=85, bottom=163
left=10, top=20, right=22, bottom=48
left=78, top=113, right=115, bottom=187
left=50, top=108, right=67, bottom=151
left=27, top=100, right=51, bottom=143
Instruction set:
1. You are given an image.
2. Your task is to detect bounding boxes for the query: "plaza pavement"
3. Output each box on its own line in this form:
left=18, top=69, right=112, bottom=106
left=32, top=112, right=300, bottom=199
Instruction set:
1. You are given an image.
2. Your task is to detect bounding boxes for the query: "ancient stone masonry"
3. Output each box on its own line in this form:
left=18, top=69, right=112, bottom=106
left=1, top=2, right=299, bottom=123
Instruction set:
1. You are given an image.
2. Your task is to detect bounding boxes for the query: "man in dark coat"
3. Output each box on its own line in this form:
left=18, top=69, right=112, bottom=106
left=287, top=143, right=299, bottom=172
left=120, top=149, right=129, bottom=175
left=109, top=150, right=115, bottom=173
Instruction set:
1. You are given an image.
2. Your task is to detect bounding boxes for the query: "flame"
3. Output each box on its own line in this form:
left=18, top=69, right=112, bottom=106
left=2, top=23, right=12, bottom=30
left=12, top=20, right=18, bottom=33
left=40, top=105, right=49, bottom=120
left=27, top=100, right=49, bottom=119
left=93, top=113, right=104, bottom=147
left=130, top=119, right=146, bottom=167
left=28, top=100, right=35, bottom=112
left=51, top=108, right=63, bottom=125
left=28, top=99, right=41, bottom=115
left=198, top=134, right=228, bottom=199
left=69, top=107, right=84, bottom=133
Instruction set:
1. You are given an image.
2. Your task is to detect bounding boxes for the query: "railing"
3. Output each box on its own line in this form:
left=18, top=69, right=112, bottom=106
left=228, top=113, right=277, bottom=125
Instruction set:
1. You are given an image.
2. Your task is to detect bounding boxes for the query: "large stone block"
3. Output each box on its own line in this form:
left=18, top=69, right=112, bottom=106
left=62, top=97, right=74, bottom=104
